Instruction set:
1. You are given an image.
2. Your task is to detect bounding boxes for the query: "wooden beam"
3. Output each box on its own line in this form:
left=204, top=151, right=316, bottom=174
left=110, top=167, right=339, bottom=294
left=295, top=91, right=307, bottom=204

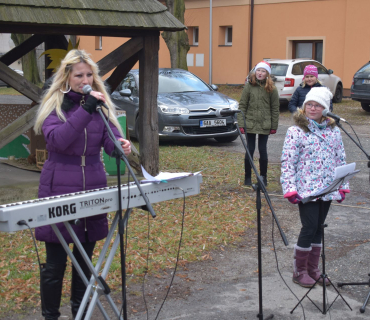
left=0, top=24, right=155, bottom=38
left=97, top=37, right=143, bottom=77
left=0, top=62, right=42, bottom=102
left=0, top=34, right=47, bottom=66
left=105, top=53, right=139, bottom=93
left=138, top=32, right=160, bottom=176
left=0, top=105, right=39, bottom=150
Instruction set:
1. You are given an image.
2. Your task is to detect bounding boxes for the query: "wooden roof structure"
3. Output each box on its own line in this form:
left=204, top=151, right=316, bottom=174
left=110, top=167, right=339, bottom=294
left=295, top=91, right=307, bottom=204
left=0, top=0, right=185, bottom=33
left=0, top=0, right=185, bottom=175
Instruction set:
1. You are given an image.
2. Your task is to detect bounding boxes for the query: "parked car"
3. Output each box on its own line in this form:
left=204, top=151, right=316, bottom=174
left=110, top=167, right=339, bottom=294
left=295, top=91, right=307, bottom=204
left=111, top=68, right=240, bottom=143
left=0, top=68, right=24, bottom=87
left=350, top=61, right=370, bottom=112
left=245, top=59, right=343, bottom=105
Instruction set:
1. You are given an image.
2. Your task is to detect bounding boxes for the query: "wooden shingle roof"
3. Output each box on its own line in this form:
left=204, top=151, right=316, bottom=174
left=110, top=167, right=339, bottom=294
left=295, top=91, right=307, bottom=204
left=0, top=0, right=185, bottom=32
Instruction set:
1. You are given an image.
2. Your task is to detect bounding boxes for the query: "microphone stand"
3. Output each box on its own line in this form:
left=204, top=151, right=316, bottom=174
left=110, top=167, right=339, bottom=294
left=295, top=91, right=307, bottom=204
left=335, top=120, right=370, bottom=163
left=96, top=104, right=156, bottom=320
left=236, top=113, right=288, bottom=320
left=332, top=118, right=370, bottom=313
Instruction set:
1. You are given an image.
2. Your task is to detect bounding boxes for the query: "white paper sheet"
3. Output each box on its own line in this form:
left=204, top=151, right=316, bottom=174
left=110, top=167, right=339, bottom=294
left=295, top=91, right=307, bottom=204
left=334, top=162, right=356, bottom=180
left=140, top=165, right=201, bottom=184
left=309, top=162, right=359, bottom=197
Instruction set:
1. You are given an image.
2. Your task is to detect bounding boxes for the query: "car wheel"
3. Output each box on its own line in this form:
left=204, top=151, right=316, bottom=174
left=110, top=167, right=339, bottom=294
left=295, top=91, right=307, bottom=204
left=214, top=136, right=238, bottom=143
left=361, top=102, right=370, bottom=112
left=134, top=117, right=140, bottom=141
left=332, top=84, right=343, bottom=103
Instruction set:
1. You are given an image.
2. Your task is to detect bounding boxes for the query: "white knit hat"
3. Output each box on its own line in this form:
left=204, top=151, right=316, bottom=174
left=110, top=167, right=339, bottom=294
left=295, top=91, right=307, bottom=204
left=255, top=61, right=271, bottom=74
left=303, top=87, right=333, bottom=112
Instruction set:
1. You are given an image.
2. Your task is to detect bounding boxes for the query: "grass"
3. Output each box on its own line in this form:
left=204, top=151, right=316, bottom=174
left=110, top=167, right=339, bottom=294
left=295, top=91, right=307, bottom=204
left=0, top=143, right=263, bottom=314
left=217, top=84, right=244, bottom=101
left=332, top=98, right=370, bottom=125
left=0, top=87, right=22, bottom=95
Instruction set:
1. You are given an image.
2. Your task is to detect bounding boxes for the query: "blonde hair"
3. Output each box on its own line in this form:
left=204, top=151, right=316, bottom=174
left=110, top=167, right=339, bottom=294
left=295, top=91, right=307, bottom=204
left=34, top=49, right=123, bottom=137
left=302, top=78, right=322, bottom=88
left=249, top=71, right=275, bottom=93
left=298, top=104, right=335, bottom=125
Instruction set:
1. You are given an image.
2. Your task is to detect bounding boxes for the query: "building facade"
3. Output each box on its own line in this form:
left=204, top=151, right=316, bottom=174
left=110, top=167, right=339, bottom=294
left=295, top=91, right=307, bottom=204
left=78, top=0, right=370, bottom=90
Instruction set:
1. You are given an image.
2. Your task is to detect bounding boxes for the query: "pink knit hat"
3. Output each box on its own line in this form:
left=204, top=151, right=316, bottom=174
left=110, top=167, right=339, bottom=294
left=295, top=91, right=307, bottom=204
left=303, top=65, right=318, bottom=80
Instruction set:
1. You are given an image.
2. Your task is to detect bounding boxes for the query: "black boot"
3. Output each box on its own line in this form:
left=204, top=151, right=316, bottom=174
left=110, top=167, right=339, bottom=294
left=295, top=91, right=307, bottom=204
left=244, top=157, right=252, bottom=185
left=259, top=159, right=268, bottom=186
left=70, top=264, right=91, bottom=319
left=261, top=175, right=268, bottom=186
left=40, top=263, right=66, bottom=320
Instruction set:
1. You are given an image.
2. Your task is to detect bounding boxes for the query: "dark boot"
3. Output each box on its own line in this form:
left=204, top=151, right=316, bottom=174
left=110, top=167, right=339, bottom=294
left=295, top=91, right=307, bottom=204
left=70, top=264, right=91, bottom=319
left=293, top=245, right=315, bottom=288
left=40, top=263, right=66, bottom=320
left=261, top=176, right=268, bottom=186
left=244, top=177, right=252, bottom=186
left=259, top=159, right=268, bottom=186
left=244, top=157, right=252, bottom=185
left=307, top=244, right=330, bottom=286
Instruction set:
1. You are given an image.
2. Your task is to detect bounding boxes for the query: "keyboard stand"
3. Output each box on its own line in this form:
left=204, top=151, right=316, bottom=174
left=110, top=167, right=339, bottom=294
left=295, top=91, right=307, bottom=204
left=51, top=208, right=133, bottom=320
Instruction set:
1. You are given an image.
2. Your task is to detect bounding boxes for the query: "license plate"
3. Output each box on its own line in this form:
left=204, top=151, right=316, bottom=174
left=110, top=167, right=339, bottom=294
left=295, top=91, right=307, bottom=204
left=200, top=119, right=226, bottom=128
left=363, top=79, right=370, bottom=84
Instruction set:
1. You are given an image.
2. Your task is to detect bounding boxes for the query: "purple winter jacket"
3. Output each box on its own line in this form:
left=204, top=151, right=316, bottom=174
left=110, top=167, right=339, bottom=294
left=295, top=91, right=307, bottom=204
left=35, top=91, right=122, bottom=244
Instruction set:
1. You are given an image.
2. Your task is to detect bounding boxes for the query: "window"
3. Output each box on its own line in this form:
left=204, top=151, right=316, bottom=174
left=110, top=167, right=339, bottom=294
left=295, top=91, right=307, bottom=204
left=225, top=27, right=232, bottom=46
left=291, top=63, right=302, bottom=76
left=312, top=62, right=328, bottom=74
left=188, top=27, right=199, bottom=46
left=120, top=74, right=137, bottom=93
left=291, top=62, right=329, bottom=76
left=292, top=40, right=323, bottom=63
left=219, top=26, right=233, bottom=46
left=193, top=27, right=199, bottom=46
left=95, top=36, right=102, bottom=50
left=270, top=64, right=289, bottom=76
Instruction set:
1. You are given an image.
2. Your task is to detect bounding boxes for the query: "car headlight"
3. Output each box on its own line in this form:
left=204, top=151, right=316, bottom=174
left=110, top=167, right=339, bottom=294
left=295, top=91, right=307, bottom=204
left=229, top=100, right=239, bottom=110
left=159, top=105, right=189, bottom=114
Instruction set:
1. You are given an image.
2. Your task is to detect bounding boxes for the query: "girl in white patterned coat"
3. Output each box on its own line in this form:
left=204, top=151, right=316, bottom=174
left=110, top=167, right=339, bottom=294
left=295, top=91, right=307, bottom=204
left=280, top=87, right=349, bottom=288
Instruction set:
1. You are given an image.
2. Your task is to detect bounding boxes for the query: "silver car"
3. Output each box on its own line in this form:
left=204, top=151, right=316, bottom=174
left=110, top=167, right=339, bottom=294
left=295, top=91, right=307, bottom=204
left=246, top=59, right=343, bottom=104
left=111, top=68, right=240, bottom=143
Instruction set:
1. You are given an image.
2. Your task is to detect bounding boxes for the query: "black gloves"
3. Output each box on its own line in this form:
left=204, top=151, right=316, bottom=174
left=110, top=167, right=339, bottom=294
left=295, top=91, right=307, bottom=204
left=82, top=95, right=98, bottom=114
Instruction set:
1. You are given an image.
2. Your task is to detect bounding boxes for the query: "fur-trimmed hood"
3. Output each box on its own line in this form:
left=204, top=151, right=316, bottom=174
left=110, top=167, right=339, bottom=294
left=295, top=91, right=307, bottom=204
left=293, top=108, right=336, bottom=133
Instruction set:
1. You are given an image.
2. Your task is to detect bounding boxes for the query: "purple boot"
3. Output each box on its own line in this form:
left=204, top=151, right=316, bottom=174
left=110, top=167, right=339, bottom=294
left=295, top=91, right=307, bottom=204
left=293, top=245, right=316, bottom=288
left=307, top=243, right=330, bottom=286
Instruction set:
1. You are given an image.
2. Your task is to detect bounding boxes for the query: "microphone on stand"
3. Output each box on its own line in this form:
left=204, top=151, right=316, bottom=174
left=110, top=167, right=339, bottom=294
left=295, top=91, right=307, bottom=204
left=322, top=109, right=347, bottom=123
left=215, top=109, right=241, bottom=117
left=82, top=85, right=109, bottom=110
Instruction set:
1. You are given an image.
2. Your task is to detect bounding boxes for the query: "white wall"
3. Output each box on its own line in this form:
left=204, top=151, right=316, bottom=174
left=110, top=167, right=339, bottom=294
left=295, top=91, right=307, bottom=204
left=0, top=33, right=22, bottom=71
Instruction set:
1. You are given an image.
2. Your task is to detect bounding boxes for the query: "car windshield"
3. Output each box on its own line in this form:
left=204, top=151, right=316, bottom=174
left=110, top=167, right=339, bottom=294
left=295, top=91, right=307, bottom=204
left=157, top=71, right=211, bottom=93
left=270, top=64, right=288, bottom=76
left=357, top=63, right=370, bottom=73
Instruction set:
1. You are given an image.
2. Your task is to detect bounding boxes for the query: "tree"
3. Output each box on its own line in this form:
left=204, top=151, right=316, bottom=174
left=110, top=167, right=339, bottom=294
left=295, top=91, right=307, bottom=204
left=11, top=34, right=42, bottom=86
left=162, top=0, right=190, bottom=69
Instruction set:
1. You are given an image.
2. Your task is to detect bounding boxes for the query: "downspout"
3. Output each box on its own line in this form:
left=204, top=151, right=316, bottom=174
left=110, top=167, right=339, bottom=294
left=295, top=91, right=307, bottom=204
left=248, top=0, right=254, bottom=72
left=209, top=0, right=213, bottom=85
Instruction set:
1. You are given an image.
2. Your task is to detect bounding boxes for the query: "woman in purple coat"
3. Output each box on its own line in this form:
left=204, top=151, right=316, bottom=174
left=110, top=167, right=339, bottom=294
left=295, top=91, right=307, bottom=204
left=33, top=49, right=131, bottom=320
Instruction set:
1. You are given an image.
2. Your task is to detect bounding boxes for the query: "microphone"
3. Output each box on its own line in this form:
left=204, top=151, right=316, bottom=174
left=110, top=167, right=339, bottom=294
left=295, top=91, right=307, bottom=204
left=215, top=109, right=241, bottom=117
left=322, top=109, right=347, bottom=123
left=82, top=85, right=109, bottom=110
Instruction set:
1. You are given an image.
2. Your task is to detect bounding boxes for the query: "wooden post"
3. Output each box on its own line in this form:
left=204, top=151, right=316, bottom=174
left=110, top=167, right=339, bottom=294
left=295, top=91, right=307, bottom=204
left=139, top=32, right=160, bottom=176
